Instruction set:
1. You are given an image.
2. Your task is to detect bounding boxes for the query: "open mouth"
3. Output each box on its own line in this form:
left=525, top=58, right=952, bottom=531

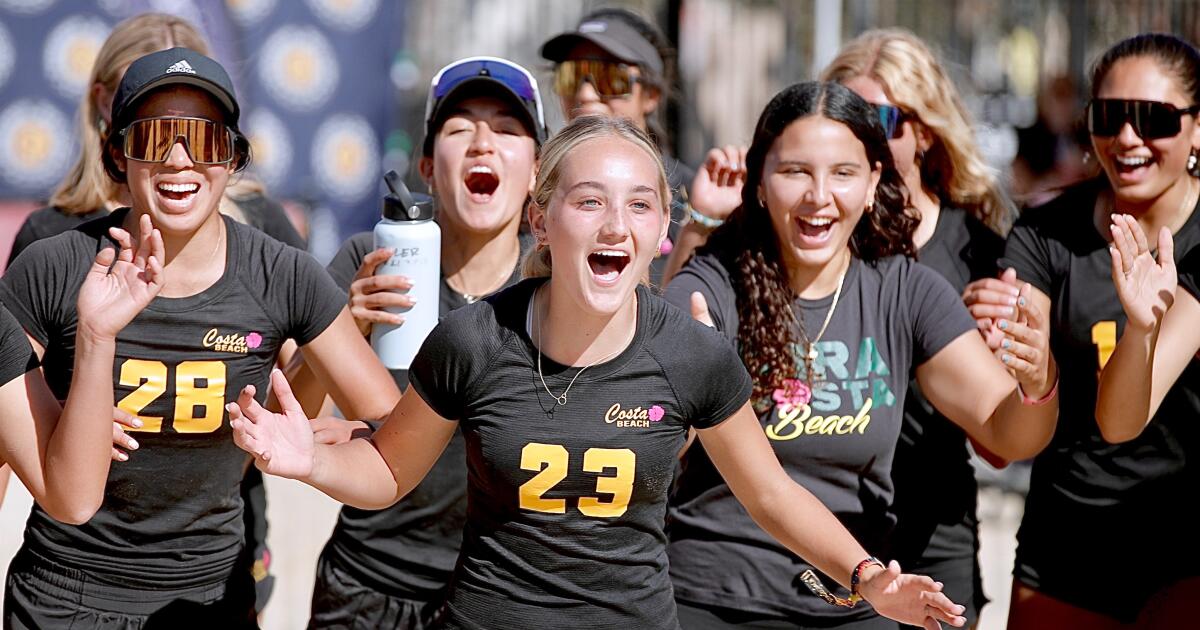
left=156, top=181, right=200, bottom=203
left=587, top=250, right=630, bottom=284
left=464, top=165, right=500, bottom=201
left=1113, top=155, right=1154, bottom=178
left=795, top=215, right=836, bottom=243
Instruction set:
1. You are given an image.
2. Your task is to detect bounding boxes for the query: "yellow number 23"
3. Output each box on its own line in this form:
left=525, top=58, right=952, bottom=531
left=518, top=442, right=635, bottom=518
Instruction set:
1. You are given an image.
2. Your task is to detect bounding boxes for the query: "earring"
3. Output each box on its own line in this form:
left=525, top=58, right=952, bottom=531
left=1188, top=151, right=1198, bottom=175
left=865, top=200, right=875, bottom=213
left=97, top=118, right=109, bottom=138
left=1082, top=151, right=1092, bottom=165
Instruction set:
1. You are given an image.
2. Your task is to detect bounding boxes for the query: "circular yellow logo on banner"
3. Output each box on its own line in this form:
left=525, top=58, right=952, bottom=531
left=258, top=25, right=339, bottom=112
left=0, top=100, right=73, bottom=191
left=304, top=0, right=379, bottom=31
left=42, top=15, right=109, bottom=99
left=227, top=0, right=278, bottom=27
left=245, top=108, right=292, bottom=190
left=311, top=113, right=379, bottom=202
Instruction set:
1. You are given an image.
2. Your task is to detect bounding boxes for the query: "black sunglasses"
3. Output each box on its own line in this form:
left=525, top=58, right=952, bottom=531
left=1088, top=99, right=1200, bottom=140
left=871, top=103, right=907, bottom=139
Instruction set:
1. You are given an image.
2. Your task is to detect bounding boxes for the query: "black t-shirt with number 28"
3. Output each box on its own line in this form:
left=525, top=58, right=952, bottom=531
left=0, top=208, right=345, bottom=590
left=408, top=278, right=751, bottom=630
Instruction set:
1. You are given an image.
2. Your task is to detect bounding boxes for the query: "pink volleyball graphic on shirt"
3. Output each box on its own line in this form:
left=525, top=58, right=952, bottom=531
left=246, top=332, right=263, bottom=349
left=648, top=405, right=665, bottom=422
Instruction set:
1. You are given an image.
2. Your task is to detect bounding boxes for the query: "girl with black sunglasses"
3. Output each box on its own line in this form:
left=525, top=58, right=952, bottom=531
left=964, top=32, right=1200, bottom=629
left=0, top=48, right=397, bottom=628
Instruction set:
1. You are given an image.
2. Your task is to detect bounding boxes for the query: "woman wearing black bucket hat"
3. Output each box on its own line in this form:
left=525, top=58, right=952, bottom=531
left=0, top=47, right=397, bottom=628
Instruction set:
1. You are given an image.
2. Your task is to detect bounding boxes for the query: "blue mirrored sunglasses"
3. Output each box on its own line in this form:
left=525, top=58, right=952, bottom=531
left=872, top=103, right=906, bottom=139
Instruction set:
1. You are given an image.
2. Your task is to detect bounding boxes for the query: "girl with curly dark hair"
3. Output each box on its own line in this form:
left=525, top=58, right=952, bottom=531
left=664, top=81, right=1058, bottom=629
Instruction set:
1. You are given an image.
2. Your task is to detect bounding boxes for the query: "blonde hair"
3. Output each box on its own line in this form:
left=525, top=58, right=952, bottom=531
left=822, top=28, right=1012, bottom=234
left=521, top=116, right=670, bottom=279
left=49, top=14, right=210, bottom=215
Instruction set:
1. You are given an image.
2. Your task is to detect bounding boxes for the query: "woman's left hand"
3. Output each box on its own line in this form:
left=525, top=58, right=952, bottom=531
left=859, top=560, right=966, bottom=629
left=996, top=282, right=1055, bottom=397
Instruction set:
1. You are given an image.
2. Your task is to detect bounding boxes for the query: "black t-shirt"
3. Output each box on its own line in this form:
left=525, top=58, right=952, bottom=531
left=1002, top=180, right=1200, bottom=539
left=0, top=208, right=345, bottom=590
left=891, top=208, right=1003, bottom=567
left=408, top=278, right=750, bottom=629
left=322, top=230, right=525, bottom=599
left=0, top=304, right=37, bottom=389
left=7, top=195, right=305, bottom=267
left=664, top=252, right=976, bottom=621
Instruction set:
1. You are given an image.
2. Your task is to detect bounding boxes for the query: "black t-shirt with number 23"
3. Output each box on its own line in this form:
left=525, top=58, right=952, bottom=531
left=408, top=278, right=751, bottom=630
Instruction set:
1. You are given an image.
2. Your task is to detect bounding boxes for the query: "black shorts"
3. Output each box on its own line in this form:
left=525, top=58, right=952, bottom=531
left=675, top=600, right=895, bottom=630
left=895, top=555, right=985, bottom=629
left=308, top=552, right=444, bottom=630
left=1015, top=493, right=1200, bottom=623
left=4, top=547, right=257, bottom=630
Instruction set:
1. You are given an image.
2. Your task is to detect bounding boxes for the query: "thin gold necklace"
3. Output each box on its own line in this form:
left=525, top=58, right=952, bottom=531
left=535, top=285, right=633, bottom=406
left=798, top=254, right=850, bottom=375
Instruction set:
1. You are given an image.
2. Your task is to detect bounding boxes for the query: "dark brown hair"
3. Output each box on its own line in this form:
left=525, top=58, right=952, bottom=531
left=707, top=81, right=916, bottom=402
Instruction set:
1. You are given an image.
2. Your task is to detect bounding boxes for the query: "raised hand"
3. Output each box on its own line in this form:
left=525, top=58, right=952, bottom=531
left=228, top=369, right=317, bottom=479
left=859, top=560, right=966, bottom=630
left=997, top=282, right=1055, bottom=397
left=76, top=213, right=164, bottom=341
left=348, top=248, right=413, bottom=336
left=962, top=267, right=1020, bottom=351
left=688, top=145, right=748, bottom=221
left=1110, top=213, right=1176, bottom=331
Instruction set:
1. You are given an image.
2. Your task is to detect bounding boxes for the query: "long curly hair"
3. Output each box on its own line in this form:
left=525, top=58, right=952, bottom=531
left=822, top=28, right=1012, bottom=234
left=707, top=81, right=916, bottom=402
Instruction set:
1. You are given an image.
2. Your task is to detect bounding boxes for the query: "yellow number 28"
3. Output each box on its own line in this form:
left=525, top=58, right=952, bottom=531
left=118, top=359, right=227, bottom=433
left=518, top=443, right=636, bottom=518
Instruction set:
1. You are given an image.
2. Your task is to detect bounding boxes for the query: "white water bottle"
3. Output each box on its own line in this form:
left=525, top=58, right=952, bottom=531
left=371, top=171, right=441, bottom=370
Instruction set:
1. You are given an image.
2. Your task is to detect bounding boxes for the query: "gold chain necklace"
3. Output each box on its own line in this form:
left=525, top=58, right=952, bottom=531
left=534, top=285, right=632, bottom=406
left=798, top=255, right=849, bottom=376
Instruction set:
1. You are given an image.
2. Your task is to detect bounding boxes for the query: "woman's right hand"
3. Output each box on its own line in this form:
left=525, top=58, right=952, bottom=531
left=76, top=213, right=164, bottom=342
left=349, top=248, right=414, bottom=336
left=689, top=145, right=748, bottom=221
left=1109, top=213, right=1176, bottom=331
left=228, top=369, right=316, bottom=479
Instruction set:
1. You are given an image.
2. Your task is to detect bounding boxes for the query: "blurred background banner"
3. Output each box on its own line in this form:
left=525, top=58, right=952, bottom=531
left=0, top=0, right=405, bottom=259
left=4, top=0, right=1200, bottom=257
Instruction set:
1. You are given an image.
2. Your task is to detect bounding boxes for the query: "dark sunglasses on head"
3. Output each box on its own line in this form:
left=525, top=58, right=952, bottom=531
left=1088, top=98, right=1200, bottom=140
left=121, top=116, right=237, bottom=165
left=871, top=103, right=906, bottom=139
left=554, top=59, right=642, bottom=98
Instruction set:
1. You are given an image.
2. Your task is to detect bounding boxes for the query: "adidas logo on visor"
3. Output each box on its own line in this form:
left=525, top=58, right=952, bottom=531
left=165, top=60, right=196, bottom=75
left=579, top=21, right=607, bottom=33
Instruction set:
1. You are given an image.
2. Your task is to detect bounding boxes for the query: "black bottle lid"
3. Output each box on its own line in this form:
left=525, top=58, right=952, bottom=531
left=382, top=170, right=434, bottom=221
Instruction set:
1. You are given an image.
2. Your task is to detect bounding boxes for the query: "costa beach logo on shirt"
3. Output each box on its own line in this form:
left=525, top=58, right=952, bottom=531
left=202, top=329, right=263, bottom=354
left=764, top=337, right=897, bottom=441
left=604, top=403, right=665, bottom=428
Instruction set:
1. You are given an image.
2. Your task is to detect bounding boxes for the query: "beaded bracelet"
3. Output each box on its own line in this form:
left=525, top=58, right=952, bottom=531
left=687, top=205, right=725, bottom=229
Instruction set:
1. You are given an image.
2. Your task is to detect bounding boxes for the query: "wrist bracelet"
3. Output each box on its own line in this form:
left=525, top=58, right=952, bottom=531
left=1017, top=371, right=1059, bottom=406
left=688, top=205, right=725, bottom=229
left=798, top=556, right=883, bottom=608
left=850, top=556, right=884, bottom=604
